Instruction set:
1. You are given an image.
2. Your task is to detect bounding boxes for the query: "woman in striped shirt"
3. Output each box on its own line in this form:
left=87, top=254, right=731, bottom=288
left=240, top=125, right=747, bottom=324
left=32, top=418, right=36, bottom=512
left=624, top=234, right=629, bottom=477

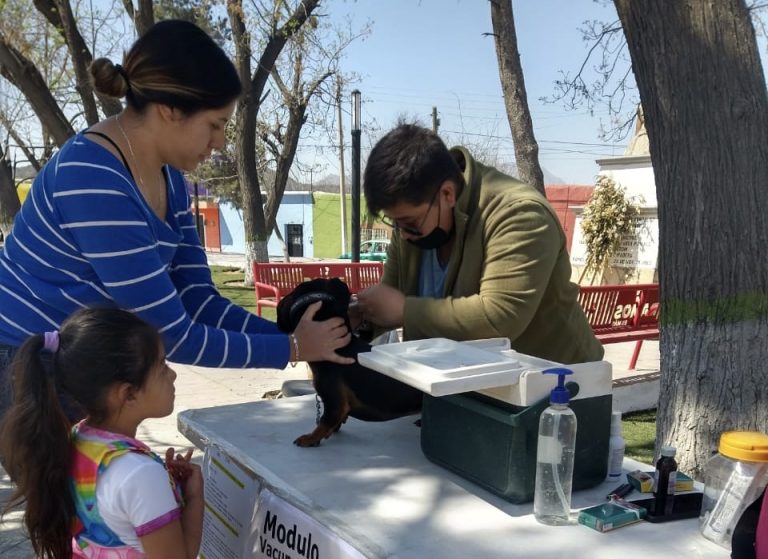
left=0, top=20, right=353, bottom=419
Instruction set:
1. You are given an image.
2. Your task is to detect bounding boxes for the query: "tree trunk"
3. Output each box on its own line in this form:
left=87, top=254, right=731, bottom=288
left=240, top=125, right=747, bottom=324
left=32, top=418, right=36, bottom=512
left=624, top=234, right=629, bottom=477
left=0, top=36, right=75, bottom=147
left=0, top=111, right=41, bottom=171
left=489, top=0, right=546, bottom=196
left=263, top=64, right=332, bottom=237
left=0, top=145, right=20, bottom=237
left=122, top=0, right=154, bottom=36
left=264, top=104, right=306, bottom=235
left=227, top=0, right=319, bottom=284
left=228, top=0, right=267, bottom=285
left=52, top=0, right=123, bottom=118
left=137, top=0, right=155, bottom=36
left=614, top=0, right=768, bottom=476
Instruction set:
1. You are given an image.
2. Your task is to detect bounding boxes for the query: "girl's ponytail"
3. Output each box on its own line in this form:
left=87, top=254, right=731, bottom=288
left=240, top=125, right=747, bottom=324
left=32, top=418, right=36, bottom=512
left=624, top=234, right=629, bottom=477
left=0, top=333, right=74, bottom=559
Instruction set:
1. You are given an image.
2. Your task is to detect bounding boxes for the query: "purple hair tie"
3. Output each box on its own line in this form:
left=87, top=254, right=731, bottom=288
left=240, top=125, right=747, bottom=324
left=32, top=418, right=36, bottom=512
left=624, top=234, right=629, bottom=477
left=43, top=331, right=60, bottom=353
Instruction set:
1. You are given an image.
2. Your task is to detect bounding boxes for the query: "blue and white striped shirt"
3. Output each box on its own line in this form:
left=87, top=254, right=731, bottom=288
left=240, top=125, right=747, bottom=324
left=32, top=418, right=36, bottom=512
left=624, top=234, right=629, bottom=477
left=0, top=132, right=289, bottom=369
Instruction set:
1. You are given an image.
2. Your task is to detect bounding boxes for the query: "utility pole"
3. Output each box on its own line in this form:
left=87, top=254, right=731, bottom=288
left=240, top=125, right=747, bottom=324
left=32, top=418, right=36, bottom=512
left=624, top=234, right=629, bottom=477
left=432, top=106, right=440, bottom=133
left=336, top=79, right=348, bottom=255
left=351, top=90, right=362, bottom=262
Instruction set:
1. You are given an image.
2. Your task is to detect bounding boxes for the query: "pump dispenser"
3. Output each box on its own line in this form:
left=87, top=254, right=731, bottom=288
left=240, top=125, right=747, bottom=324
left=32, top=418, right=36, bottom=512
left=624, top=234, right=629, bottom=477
left=534, top=368, right=578, bottom=525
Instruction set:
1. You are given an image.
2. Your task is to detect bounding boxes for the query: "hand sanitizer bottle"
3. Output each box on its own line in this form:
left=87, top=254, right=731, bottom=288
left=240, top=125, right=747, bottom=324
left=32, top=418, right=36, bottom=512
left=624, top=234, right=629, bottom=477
left=534, top=368, right=578, bottom=525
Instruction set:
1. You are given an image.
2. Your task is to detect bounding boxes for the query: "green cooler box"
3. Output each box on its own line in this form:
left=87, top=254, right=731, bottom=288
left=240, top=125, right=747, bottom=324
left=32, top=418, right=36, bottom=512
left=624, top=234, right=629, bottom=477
left=358, top=339, right=613, bottom=504
left=420, top=365, right=612, bottom=503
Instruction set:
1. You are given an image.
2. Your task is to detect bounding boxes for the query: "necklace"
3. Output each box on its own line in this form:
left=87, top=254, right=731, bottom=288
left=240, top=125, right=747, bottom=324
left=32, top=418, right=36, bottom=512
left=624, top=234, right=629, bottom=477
left=115, top=114, right=146, bottom=189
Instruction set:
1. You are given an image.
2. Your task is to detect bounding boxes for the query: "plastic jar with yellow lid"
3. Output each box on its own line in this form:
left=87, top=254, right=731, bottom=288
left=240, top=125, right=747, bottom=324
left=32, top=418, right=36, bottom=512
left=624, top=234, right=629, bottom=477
left=699, top=431, right=768, bottom=548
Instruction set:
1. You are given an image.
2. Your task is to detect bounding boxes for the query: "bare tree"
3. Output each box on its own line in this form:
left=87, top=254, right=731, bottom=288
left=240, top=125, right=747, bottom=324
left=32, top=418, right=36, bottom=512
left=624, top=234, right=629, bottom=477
left=0, top=33, right=75, bottom=146
left=488, top=0, right=545, bottom=195
left=614, top=0, right=768, bottom=475
left=0, top=142, right=20, bottom=233
left=260, top=16, right=368, bottom=240
left=227, top=0, right=319, bottom=281
left=122, top=0, right=155, bottom=36
left=546, top=15, right=636, bottom=142
left=32, top=0, right=123, bottom=122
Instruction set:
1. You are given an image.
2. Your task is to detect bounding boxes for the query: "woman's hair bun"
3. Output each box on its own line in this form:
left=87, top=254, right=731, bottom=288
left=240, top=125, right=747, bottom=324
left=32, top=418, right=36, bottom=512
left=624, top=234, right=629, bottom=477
left=89, top=58, right=129, bottom=99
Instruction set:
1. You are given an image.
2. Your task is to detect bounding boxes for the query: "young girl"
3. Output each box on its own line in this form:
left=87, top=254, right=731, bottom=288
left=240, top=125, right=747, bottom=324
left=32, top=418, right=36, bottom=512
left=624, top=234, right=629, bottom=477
left=0, top=308, right=203, bottom=559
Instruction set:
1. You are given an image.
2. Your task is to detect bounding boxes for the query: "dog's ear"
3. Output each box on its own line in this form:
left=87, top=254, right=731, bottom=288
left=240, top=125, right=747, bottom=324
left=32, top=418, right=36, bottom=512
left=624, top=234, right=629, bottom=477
left=276, top=293, right=294, bottom=332
left=276, top=278, right=352, bottom=332
left=327, top=278, right=351, bottom=312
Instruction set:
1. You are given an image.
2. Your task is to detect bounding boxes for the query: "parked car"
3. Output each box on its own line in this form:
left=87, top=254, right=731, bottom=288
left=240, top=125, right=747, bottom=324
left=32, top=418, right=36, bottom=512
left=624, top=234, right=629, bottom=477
left=339, top=239, right=390, bottom=261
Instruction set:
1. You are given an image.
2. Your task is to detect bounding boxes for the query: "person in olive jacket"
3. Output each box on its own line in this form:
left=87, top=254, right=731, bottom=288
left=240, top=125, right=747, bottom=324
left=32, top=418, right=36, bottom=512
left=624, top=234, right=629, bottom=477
left=355, top=123, right=603, bottom=365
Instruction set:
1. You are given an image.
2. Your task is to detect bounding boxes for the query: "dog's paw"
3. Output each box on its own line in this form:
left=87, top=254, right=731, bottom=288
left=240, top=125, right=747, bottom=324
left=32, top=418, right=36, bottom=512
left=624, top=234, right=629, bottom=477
left=294, top=434, right=322, bottom=447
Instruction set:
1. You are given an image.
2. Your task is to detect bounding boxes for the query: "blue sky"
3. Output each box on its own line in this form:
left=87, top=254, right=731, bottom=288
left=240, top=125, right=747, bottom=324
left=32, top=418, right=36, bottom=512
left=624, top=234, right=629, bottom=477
left=310, top=0, right=632, bottom=185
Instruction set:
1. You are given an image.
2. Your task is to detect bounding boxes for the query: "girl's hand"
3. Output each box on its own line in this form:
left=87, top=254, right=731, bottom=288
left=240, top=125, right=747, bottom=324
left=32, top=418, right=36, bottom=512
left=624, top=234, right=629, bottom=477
left=292, top=301, right=355, bottom=365
left=165, top=447, right=204, bottom=501
left=165, top=447, right=194, bottom=483
left=183, top=463, right=204, bottom=502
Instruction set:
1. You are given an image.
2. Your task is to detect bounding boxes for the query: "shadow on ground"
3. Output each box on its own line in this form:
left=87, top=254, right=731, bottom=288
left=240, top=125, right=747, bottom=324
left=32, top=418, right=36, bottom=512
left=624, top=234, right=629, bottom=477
left=0, top=468, right=33, bottom=559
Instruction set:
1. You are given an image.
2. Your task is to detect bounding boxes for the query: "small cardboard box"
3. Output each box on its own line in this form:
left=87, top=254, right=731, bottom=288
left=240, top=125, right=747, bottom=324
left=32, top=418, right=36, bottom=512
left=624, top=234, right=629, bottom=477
left=578, top=499, right=647, bottom=532
left=627, top=470, right=695, bottom=493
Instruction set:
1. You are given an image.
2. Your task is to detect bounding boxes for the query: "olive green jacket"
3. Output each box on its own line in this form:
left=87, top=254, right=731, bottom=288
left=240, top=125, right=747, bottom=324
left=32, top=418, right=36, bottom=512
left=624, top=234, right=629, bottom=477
left=381, top=147, right=603, bottom=365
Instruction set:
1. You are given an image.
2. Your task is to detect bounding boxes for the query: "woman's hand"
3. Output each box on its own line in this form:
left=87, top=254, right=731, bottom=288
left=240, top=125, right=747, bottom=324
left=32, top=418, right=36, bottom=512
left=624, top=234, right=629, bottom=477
left=356, top=284, right=406, bottom=329
left=165, top=448, right=203, bottom=501
left=292, top=301, right=355, bottom=364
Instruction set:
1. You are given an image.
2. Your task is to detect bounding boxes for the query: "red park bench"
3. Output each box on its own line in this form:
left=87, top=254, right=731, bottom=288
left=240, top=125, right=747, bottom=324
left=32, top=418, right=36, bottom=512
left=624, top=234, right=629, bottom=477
left=251, top=261, right=384, bottom=316
left=577, top=283, right=660, bottom=370
left=252, top=264, right=659, bottom=369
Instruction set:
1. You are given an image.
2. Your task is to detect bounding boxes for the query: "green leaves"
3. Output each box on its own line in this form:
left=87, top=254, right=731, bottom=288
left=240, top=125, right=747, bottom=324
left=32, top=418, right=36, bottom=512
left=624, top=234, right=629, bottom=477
left=580, top=175, right=641, bottom=281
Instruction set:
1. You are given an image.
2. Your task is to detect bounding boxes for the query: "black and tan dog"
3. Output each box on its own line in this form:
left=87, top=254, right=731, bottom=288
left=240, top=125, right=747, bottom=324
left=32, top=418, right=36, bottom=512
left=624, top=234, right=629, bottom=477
left=276, top=278, right=423, bottom=447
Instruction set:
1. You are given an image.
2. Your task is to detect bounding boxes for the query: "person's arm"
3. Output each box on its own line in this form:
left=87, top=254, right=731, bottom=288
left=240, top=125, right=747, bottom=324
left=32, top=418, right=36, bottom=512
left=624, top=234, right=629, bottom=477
left=55, top=168, right=290, bottom=368
left=102, top=455, right=201, bottom=559
left=139, top=481, right=203, bottom=559
left=364, top=230, right=403, bottom=338
left=140, top=516, right=201, bottom=559
left=168, top=449, right=204, bottom=559
left=402, top=198, right=561, bottom=341
left=143, top=453, right=204, bottom=559
left=56, top=166, right=351, bottom=367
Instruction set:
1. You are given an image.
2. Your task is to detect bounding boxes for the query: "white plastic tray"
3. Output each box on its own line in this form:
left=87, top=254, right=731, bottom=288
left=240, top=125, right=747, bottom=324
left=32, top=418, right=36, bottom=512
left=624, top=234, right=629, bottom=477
left=358, top=338, right=527, bottom=396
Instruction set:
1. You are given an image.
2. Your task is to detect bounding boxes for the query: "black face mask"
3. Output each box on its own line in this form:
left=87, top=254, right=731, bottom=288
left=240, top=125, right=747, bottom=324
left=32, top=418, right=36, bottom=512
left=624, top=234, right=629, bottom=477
left=407, top=225, right=453, bottom=250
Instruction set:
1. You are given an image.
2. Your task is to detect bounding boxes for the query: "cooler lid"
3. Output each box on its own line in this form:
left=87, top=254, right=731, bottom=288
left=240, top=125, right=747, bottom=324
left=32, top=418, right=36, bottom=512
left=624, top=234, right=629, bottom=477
left=358, top=338, right=529, bottom=396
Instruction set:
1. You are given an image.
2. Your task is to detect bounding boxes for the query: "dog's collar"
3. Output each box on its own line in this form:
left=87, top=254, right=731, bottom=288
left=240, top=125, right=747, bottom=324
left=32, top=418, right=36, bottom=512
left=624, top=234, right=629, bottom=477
left=289, top=292, right=338, bottom=325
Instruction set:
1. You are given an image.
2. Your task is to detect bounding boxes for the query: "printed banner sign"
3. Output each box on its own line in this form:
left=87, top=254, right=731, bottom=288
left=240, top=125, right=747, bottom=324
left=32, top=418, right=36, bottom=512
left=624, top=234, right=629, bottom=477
left=248, top=488, right=367, bottom=559
left=200, top=446, right=260, bottom=559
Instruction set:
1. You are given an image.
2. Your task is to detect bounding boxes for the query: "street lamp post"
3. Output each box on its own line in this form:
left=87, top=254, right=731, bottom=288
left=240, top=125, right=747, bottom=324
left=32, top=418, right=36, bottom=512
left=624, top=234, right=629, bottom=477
left=351, top=89, right=362, bottom=263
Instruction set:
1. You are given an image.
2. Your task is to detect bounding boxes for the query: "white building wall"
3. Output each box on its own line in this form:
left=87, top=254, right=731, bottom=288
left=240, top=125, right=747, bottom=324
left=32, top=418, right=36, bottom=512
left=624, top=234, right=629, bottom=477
left=595, top=155, right=657, bottom=208
left=217, top=192, right=314, bottom=258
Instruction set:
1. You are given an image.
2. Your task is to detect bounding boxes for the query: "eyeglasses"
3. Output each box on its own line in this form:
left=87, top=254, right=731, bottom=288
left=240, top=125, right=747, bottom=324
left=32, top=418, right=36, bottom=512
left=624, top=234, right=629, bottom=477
left=380, top=187, right=441, bottom=237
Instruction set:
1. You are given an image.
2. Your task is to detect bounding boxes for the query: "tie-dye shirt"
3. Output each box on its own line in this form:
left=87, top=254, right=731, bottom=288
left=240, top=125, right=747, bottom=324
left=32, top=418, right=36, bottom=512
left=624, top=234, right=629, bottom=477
left=70, top=422, right=182, bottom=558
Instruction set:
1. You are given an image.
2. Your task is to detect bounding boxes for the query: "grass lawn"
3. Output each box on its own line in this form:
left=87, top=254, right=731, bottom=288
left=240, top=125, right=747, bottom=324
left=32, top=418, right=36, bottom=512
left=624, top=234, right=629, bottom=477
left=210, top=265, right=657, bottom=463
left=210, top=265, right=275, bottom=321
left=622, top=409, right=657, bottom=465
